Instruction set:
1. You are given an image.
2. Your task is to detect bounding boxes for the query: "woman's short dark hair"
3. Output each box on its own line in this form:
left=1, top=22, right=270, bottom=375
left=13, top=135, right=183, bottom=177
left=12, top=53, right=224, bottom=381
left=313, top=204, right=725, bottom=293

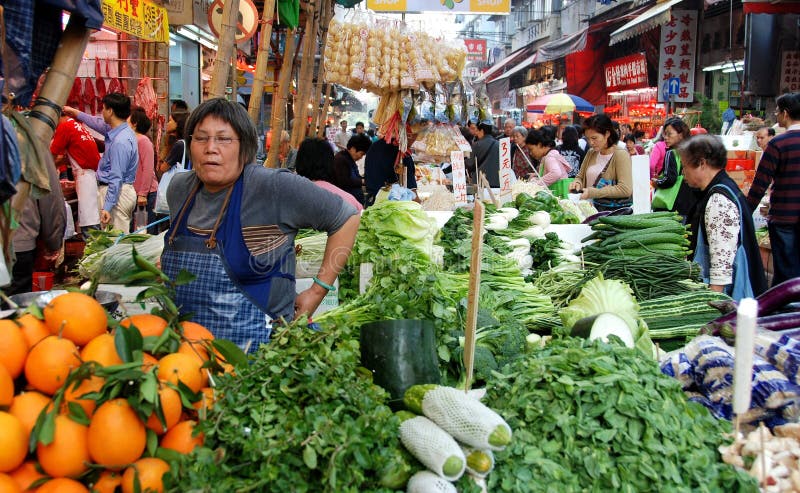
left=663, top=116, right=691, bottom=140
left=776, top=92, right=800, bottom=120
left=582, top=114, right=619, bottom=148
left=184, top=98, right=258, bottom=166
left=678, top=134, right=727, bottom=170
left=129, top=107, right=151, bottom=134
left=525, top=126, right=556, bottom=148
left=171, top=111, right=189, bottom=140
left=561, top=125, right=579, bottom=148
left=623, top=134, right=637, bottom=144
left=347, top=134, right=372, bottom=153
left=294, top=137, right=334, bottom=182
left=477, top=122, right=494, bottom=136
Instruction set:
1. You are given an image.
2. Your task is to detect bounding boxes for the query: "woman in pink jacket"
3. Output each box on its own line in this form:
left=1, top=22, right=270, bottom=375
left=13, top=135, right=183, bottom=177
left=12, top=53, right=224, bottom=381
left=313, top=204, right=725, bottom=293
left=525, top=126, right=571, bottom=186
left=649, top=125, right=667, bottom=178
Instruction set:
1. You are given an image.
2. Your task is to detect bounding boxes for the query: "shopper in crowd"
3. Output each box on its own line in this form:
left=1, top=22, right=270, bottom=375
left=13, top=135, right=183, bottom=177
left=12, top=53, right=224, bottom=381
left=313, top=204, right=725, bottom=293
left=623, top=134, right=645, bottom=155
left=332, top=133, right=371, bottom=206
left=354, top=121, right=365, bottom=135
left=569, top=114, right=632, bottom=211
left=511, top=126, right=531, bottom=179
left=162, top=110, right=189, bottom=171
left=364, top=127, right=419, bottom=206
left=755, top=126, right=775, bottom=152
left=64, top=93, right=139, bottom=233
left=171, top=99, right=189, bottom=114
left=525, top=126, right=571, bottom=186
left=633, top=122, right=645, bottom=140
left=652, top=116, right=700, bottom=220
left=367, top=128, right=378, bottom=143
left=557, top=125, right=585, bottom=178
left=466, top=119, right=478, bottom=145
left=8, top=160, right=66, bottom=295
left=50, top=112, right=100, bottom=235
left=649, top=125, right=667, bottom=178
left=503, top=118, right=515, bottom=139
left=277, top=130, right=297, bottom=170
left=747, top=92, right=800, bottom=286
left=573, top=124, right=588, bottom=151
left=471, top=121, right=500, bottom=187
left=160, top=98, right=359, bottom=350
left=295, top=137, right=363, bottom=212
left=680, top=135, right=767, bottom=300
left=129, top=107, right=158, bottom=234
left=335, top=119, right=350, bottom=151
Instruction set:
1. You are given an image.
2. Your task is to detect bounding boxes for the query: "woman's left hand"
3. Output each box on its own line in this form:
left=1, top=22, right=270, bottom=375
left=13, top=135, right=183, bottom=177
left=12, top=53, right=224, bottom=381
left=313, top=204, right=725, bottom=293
left=580, top=188, right=591, bottom=200
left=294, top=284, right=328, bottom=319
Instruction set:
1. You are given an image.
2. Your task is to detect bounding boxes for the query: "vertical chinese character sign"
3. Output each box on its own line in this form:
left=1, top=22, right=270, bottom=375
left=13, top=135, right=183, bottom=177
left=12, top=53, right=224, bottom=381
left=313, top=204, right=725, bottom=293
left=657, top=9, right=697, bottom=103
left=498, top=137, right=515, bottom=203
left=780, top=51, right=800, bottom=93
left=450, top=151, right=468, bottom=207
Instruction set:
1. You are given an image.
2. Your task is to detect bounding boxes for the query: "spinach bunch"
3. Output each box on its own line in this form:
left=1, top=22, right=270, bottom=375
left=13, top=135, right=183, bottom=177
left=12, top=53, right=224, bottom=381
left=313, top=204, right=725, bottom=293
left=485, top=337, right=759, bottom=493
left=165, top=324, right=402, bottom=492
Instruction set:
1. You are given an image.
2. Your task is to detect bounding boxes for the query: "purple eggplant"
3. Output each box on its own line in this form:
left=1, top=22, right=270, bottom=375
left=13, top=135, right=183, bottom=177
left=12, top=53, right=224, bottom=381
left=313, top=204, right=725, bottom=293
left=705, top=277, right=800, bottom=335
left=583, top=211, right=613, bottom=224
left=755, top=312, right=800, bottom=332
left=609, top=206, right=634, bottom=216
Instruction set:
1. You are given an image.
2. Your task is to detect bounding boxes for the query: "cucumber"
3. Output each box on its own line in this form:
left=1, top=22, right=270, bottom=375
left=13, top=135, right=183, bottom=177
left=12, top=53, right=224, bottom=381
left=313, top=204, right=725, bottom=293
left=600, top=223, right=688, bottom=244
left=603, top=234, right=689, bottom=250
left=598, top=215, right=681, bottom=229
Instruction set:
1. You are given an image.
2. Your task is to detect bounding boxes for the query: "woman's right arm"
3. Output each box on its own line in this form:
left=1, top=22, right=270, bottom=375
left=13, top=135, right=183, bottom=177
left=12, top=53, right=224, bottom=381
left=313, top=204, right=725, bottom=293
left=654, top=150, right=678, bottom=189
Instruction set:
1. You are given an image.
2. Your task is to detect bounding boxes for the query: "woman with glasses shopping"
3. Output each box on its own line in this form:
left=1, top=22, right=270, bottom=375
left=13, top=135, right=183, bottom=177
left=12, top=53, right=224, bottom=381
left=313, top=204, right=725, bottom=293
left=160, top=99, right=360, bottom=351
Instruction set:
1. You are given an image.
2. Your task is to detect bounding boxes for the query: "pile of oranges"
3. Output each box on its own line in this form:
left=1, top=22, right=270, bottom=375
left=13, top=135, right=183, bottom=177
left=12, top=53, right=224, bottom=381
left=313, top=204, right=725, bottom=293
left=0, top=292, right=224, bottom=493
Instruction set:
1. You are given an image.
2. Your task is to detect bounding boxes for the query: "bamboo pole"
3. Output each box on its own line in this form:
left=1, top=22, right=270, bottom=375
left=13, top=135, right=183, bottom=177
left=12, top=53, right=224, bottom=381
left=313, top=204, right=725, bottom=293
left=316, top=83, right=333, bottom=138
left=209, top=0, right=241, bottom=98
left=248, top=0, right=277, bottom=124
left=12, top=14, right=91, bottom=216
left=264, top=30, right=297, bottom=168
left=290, top=0, right=322, bottom=148
left=309, top=0, right=333, bottom=140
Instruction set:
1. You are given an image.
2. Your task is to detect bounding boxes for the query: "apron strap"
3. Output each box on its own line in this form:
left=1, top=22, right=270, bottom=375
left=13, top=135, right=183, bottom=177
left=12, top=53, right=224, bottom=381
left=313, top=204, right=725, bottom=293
left=168, top=181, right=202, bottom=245
left=206, top=185, right=235, bottom=249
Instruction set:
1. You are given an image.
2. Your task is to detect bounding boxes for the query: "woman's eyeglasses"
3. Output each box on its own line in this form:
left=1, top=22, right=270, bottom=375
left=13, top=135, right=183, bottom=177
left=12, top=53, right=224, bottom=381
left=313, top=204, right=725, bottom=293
left=192, top=135, right=239, bottom=145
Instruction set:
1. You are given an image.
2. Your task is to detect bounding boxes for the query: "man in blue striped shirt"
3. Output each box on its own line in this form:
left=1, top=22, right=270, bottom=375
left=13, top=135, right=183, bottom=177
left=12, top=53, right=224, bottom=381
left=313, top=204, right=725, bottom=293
left=64, top=93, right=139, bottom=233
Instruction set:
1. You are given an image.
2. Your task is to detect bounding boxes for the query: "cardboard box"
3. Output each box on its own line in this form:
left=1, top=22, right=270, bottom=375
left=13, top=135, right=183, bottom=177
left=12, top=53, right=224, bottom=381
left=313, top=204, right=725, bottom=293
left=728, top=170, right=756, bottom=194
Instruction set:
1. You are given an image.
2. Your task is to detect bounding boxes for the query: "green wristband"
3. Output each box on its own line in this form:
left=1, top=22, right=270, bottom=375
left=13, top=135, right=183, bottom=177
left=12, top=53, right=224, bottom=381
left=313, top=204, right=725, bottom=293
left=312, top=277, right=336, bottom=292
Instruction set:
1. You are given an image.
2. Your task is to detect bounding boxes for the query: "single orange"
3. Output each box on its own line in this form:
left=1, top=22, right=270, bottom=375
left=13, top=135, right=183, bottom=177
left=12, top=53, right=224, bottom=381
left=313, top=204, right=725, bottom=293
left=179, top=321, right=214, bottom=342
left=15, top=315, right=50, bottom=350
left=42, top=292, right=107, bottom=346
left=118, top=314, right=168, bottom=338
left=8, top=461, right=45, bottom=492
left=90, top=469, right=122, bottom=493
left=192, top=387, right=217, bottom=414
left=0, top=321, right=29, bottom=379
left=0, top=412, right=27, bottom=473
left=177, top=340, right=209, bottom=364
left=36, top=477, right=88, bottom=493
left=120, top=457, right=169, bottom=493
left=24, top=336, right=80, bottom=395
left=87, top=399, right=146, bottom=470
left=0, top=473, right=21, bottom=493
left=0, top=365, right=13, bottom=409
left=63, top=376, right=104, bottom=418
left=9, top=391, right=50, bottom=436
left=145, top=385, right=182, bottom=435
left=156, top=353, right=206, bottom=393
left=141, top=353, right=158, bottom=372
left=36, top=415, right=90, bottom=478
left=79, top=334, right=122, bottom=367
left=159, top=420, right=203, bottom=454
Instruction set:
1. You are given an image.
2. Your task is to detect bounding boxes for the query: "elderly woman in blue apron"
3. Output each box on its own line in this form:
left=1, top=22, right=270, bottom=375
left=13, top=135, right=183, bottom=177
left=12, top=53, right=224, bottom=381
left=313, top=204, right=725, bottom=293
left=161, top=99, right=360, bottom=351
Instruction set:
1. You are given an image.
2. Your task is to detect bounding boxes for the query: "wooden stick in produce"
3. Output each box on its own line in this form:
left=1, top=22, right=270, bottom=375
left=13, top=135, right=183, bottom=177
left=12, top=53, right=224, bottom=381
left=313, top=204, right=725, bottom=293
left=265, top=30, right=297, bottom=168
left=248, top=0, right=277, bottom=125
left=463, top=200, right=485, bottom=391
left=209, top=0, right=241, bottom=98
left=290, top=0, right=321, bottom=148
left=309, top=0, right=333, bottom=138
left=316, top=83, right=333, bottom=138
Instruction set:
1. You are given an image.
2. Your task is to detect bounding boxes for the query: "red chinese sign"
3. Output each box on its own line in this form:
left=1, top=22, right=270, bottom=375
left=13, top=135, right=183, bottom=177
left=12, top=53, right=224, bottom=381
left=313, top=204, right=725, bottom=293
left=781, top=51, right=800, bottom=93
left=463, top=39, right=487, bottom=62
left=604, top=54, right=648, bottom=92
left=498, top=137, right=514, bottom=201
left=657, top=9, right=697, bottom=103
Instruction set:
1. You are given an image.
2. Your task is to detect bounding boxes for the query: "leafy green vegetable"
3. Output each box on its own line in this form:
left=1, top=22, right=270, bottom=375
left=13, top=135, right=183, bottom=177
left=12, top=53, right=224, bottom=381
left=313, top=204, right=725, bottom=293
left=164, top=323, right=401, bottom=492
left=484, top=337, right=759, bottom=493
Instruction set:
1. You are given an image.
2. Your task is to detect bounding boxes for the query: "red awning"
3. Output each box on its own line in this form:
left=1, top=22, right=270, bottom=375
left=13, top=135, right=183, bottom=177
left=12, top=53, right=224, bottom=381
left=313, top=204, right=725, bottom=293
left=743, top=0, right=800, bottom=14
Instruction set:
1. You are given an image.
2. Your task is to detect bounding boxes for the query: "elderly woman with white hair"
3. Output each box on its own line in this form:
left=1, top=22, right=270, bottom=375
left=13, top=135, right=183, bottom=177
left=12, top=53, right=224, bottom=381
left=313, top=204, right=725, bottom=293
left=511, top=126, right=533, bottom=179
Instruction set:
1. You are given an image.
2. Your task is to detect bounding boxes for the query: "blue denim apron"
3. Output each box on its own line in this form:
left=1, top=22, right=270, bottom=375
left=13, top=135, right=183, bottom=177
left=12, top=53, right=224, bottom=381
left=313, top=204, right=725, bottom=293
left=162, top=174, right=293, bottom=352
left=693, top=183, right=754, bottom=302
